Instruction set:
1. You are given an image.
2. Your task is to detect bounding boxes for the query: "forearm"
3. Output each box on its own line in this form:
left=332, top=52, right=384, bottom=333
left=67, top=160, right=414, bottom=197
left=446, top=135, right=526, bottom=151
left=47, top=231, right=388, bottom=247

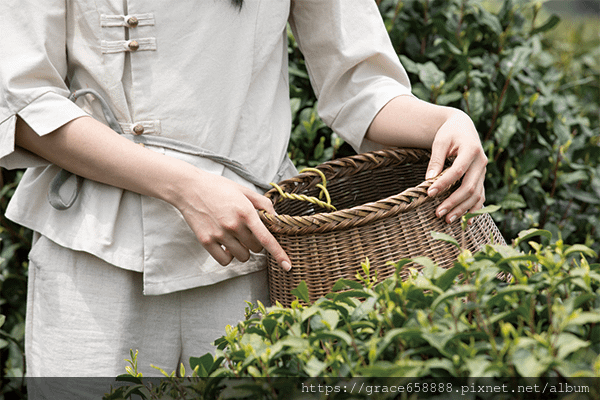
left=366, top=94, right=466, bottom=148
left=15, top=115, right=292, bottom=269
left=15, top=115, right=194, bottom=209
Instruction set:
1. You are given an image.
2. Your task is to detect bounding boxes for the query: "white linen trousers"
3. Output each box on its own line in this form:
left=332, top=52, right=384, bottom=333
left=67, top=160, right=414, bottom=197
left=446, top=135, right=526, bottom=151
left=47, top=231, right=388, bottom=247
left=25, top=234, right=269, bottom=378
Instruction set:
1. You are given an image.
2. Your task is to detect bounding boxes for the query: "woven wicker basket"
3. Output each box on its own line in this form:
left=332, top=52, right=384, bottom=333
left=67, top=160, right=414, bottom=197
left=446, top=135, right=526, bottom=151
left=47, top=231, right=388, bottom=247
left=259, top=148, right=505, bottom=306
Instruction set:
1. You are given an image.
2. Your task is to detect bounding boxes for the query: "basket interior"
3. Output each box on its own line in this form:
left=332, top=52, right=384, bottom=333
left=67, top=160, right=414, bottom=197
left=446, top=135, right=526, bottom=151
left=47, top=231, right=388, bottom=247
left=273, top=160, right=430, bottom=217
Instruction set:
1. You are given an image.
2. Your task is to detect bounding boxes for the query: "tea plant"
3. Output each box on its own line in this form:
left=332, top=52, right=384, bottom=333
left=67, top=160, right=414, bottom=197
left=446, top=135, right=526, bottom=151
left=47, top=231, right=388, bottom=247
left=106, top=228, right=600, bottom=399
left=210, top=233, right=599, bottom=379
left=0, top=169, right=29, bottom=399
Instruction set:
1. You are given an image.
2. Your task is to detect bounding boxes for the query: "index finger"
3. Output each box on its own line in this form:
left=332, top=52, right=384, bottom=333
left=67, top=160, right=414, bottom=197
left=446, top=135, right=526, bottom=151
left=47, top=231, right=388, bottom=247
left=428, top=150, right=474, bottom=196
left=247, top=214, right=292, bottom=271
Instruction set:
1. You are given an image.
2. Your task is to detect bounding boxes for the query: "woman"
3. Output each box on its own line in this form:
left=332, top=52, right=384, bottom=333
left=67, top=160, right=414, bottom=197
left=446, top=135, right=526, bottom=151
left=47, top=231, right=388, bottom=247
left=0, top=0, right=486, bottom=378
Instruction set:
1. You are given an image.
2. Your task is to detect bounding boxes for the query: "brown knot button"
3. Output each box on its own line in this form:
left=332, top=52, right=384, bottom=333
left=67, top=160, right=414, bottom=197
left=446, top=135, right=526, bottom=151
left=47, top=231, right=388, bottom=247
left=128, top=40, right=140, bottom=51
left=127, top=16, right=139, bottom=28
left=132, top=124, right=144, bottom=135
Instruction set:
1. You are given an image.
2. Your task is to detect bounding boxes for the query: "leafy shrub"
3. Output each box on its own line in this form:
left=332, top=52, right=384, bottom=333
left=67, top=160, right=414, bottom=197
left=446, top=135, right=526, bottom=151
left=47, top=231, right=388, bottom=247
left=212, top=232, right=600, bottom=379
left=106, top=227, right=600, bottom=399
left=0, top=169, right=30, bottom=399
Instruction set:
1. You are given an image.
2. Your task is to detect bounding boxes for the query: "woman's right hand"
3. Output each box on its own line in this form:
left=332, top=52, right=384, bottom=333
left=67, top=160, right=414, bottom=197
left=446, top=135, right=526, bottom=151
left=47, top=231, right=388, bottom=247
left=173, top=168, right=292, bottom=270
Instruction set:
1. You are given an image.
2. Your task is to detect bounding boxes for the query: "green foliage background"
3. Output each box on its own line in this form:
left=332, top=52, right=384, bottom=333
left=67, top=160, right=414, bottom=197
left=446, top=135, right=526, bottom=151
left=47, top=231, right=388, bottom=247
left=1, top=0, right=599, bottom=396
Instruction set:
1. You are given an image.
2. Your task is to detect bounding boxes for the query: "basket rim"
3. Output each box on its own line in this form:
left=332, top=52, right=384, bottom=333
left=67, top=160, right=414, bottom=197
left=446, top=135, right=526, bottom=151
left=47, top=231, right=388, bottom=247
left=259, top=147, right=456, bottom=235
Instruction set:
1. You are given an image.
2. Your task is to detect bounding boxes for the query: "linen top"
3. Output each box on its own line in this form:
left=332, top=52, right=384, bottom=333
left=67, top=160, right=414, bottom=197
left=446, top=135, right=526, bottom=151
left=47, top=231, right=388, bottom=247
left=0, top=0, right=412, bottom=295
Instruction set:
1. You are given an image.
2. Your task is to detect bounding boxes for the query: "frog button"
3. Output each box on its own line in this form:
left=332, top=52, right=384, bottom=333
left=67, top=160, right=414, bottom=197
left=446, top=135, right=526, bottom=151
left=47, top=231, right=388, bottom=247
left=132, top=124, right=144, bottom=135
left=127, top=16, right=139, bottom=28
left=128, top=40, right=140, bottom=51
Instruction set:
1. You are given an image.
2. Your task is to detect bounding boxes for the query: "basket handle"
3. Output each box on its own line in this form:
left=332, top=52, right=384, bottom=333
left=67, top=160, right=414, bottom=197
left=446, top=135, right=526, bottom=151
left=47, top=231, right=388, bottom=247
left=269, top=168, right=337, bottom=212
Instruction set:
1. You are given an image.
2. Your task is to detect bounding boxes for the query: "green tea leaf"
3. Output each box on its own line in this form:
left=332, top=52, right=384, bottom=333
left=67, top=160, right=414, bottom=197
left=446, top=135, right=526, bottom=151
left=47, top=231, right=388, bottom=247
left=487, top=285, right=534, bottom=307
left=398, top=54, right=420, bottom=74
left=467, top=88, right=486, bottom=123
left=304, top=356, right=327, bottom=377
left=115, top=374, right=144, bottom=385
left=495, top=114, right=520, bottom=149
left=437, top=91, right=463, bottom=105
left=511, top=347, right=549, bottom=378
left=291, top=281, right=311, bottom=304
left=564, top=244, right=597, bottom=258
left=419, top=61, right=446, bottom=89
left=422, top=331, right=453, bottom=357
left=375, top=328, right=423, bottom=359
left=501, top=46, right=532, bottom=77
left=332, top=279, right=364, bottom=291
left=320, top=309, right=339, bottom=330
left=500, top=192, right=527, bottom=210
left=566, top=312, right=600, bottom=327
left=190, top=353, right=215, bottom=377
left=431, top=285, right=477, bottom=311
left=555, top=333, right=589, bottom=360
left=436, top=265, right=464, bottom=291
left=558, top=170, right=588, bottom=186
left=430, top=231, right=460, bottom=248
left=313, top=330, right=353, bottom=346
left=531, top=14, right=561, bottom=35
left=300, top=305, right=319, bottom=322
left=514, top=229, right=553, bottom=247
left=479, top=8, right=503, bottom=34
left=412, top=256, right=437, bottom=270
left=465, top=355, right=494, bottom=377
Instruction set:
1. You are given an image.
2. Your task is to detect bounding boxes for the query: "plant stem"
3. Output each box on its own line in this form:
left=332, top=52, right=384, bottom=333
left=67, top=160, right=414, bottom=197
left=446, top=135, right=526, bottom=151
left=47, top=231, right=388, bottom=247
left=420, top=0, right=429, bottom=56
left=539, top=146, right=562, bottom=228
left=485, top=76, right=512, bottom=142
left=559, top=180, right=582, bottom=227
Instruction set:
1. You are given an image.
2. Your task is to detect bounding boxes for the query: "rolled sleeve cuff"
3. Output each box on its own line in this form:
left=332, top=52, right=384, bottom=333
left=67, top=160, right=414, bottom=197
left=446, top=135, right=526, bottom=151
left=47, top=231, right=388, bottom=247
left=327, top=79, right=414, bottom=154
left=0, top=91, right=89, bottom=169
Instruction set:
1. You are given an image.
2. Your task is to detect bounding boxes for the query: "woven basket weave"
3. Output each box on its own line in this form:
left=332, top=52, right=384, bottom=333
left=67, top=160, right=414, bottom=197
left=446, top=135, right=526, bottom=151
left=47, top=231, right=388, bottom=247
left=259, top=148, right=505, bottom=306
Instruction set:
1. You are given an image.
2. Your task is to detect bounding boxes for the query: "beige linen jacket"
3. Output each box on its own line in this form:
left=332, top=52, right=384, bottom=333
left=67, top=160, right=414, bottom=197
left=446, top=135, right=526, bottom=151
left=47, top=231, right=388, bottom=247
left=0, top=0, right=412, bottom=294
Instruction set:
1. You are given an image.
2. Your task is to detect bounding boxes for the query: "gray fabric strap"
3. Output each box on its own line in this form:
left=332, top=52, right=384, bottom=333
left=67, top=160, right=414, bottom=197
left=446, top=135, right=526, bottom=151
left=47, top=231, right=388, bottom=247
left=47, top=170, right=85, bottom=210
left=48, top=89, right=271, bottom=210
left=127, top=134, right=272, bottom=191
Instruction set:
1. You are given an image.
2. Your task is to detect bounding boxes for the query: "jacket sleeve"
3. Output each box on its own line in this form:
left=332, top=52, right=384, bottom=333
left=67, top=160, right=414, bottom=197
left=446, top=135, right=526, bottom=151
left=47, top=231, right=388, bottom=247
left=0, top=0, right=89, bottom=169
left=289, top=0, right=414, bottom=153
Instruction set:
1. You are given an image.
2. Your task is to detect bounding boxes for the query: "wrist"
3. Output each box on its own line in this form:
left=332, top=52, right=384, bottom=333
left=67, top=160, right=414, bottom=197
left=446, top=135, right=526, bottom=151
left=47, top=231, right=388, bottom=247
left=158, top=158, right=204, bottom=210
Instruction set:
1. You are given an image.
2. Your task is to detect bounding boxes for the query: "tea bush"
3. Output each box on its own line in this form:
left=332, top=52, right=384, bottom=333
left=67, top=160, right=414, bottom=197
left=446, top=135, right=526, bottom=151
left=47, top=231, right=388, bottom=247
left=211, top=232, right=599, bottom=379
left=106, top=227, right=600, bottom=399
left=0, top=169, right=30, bottom=399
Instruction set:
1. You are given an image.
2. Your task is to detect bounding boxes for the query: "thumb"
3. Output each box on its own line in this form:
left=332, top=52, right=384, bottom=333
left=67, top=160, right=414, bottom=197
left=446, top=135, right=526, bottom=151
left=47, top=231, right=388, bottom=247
left=242, top=186, right=277, bottom=215
left=426, top=143, right=447, bottom=181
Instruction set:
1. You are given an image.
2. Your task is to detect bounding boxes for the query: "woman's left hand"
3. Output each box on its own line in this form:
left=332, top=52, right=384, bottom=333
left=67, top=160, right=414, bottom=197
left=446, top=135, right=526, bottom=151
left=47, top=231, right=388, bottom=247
left=366, top=95, right=488, bottom=224
left=424, top=109, right=487, bottom=224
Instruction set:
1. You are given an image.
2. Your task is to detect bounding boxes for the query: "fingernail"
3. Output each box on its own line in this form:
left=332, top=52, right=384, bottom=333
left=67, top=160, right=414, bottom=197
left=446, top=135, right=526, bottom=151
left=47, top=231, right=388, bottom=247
left=438, top=208, right=447, bottom=218
left=426, top=170, right=435, bottom=180
left=428, top=188, right=438, bottom=197
left=282, top=261, right=291, bottom=271
left=448, top=215, right=457, bottom=224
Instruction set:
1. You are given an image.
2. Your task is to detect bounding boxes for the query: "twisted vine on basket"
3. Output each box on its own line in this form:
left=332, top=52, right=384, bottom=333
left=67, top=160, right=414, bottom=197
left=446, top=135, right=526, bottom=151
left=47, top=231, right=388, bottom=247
left=270, top=167, right=337, bottom=212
